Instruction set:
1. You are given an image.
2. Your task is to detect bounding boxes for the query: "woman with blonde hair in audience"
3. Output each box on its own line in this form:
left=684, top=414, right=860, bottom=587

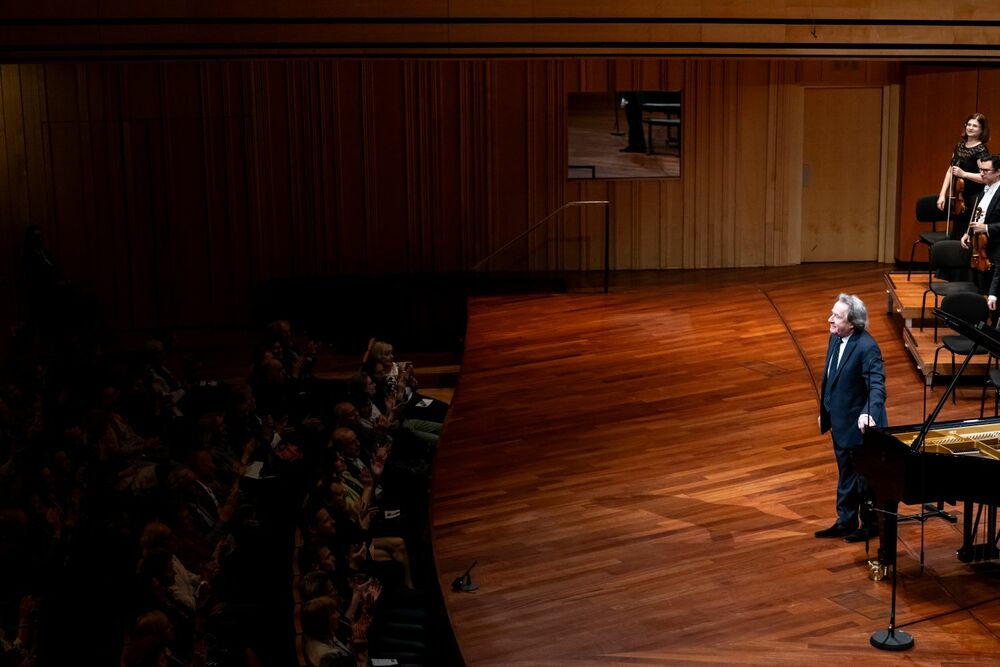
left=301, top=595, right=369, bottom=667
left=352, top=363, right=441, bottom=446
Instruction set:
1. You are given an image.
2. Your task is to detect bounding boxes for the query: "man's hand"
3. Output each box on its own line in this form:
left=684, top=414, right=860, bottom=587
left=989, top=296, right=997, bottom=312
left=858, top=414, right=876, bottom=432
left=961, top=234, right=972, bottom=249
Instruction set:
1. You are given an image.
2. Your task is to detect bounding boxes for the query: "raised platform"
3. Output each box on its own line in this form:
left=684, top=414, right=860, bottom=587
left=902, top=324, right=991, bottom=385
left=884, top=271, right=991, bottom=385
left=884, top=270, right=946, bottom=328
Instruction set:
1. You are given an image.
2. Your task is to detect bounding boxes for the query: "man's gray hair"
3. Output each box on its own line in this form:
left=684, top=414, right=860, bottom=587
left=838, top=293, right=868, bottom=332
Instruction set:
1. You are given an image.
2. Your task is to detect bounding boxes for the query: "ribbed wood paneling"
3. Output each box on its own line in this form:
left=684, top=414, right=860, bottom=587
left=0, top=58, right=903, bottom=331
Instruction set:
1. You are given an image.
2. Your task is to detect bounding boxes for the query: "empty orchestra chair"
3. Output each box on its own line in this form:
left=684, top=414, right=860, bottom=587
left=908, top=194, right=949, bottom=280
left=978, top=354, right=1000, bottom=418
left=920, top=240, right=980, bottom=340
left=931, top=291, right=990, bottom=402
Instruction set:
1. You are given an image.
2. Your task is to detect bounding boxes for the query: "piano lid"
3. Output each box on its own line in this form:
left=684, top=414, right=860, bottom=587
left=911, top=308, right=998, bottom=451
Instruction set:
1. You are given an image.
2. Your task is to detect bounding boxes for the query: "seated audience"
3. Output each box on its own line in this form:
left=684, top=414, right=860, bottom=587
left=0, top=277, right=447, bottom=665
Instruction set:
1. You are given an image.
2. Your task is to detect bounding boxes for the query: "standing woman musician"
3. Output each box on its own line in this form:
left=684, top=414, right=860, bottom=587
left=938, top=113, right=990, bottom=241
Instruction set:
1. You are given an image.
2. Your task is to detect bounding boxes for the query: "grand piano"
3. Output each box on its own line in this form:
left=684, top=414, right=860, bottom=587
left=853, top=308, right=1000, bottom=567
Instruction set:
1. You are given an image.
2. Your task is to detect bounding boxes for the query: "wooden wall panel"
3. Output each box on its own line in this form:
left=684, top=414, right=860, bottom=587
left=733, top=61, right=771, bottom=268
left=256, top=63, right=294, bottom=280
left=526, top=61, right=555, bottom=272
left=898, top=66, right=980, bottom=260
left=1, top=66, right=32, bottom=239
left=488, top=61, right=531, bottom=271
left=977, top=70, right=1000, bottom=130
left=330, top=61, right=369, bottom=275
left=0, top=68, right=20, bottom=332
left=456, top=62, right=486, bottom=271
left=695, top=60, right=726, bottom=268
left=365, top=61, right=411, bottom=273
left=434, top=61, right=460, bottom=270
left=85, top=67, right=134, bottom=328
left=879, top=83, right=901, bottom=264
left=19, top=66, right=53, bottom=231
left=0, top=56, right=914, bottom=334
left=765, top=62, right=803, bottom=267
left=126, top=117, right=166, bottom=327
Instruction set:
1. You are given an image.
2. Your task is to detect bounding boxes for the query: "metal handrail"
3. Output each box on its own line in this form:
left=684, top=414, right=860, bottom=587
left=470, top=200, right=612, bottom=294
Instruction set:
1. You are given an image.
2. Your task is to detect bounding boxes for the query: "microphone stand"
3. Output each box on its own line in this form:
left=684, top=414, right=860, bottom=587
left=451, top=560, right=479, bottom=592
left=868, top=504, right=914, bottom=651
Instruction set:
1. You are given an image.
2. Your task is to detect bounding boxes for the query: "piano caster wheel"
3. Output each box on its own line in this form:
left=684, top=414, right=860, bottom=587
left=868, top=559, right=888, bottom=581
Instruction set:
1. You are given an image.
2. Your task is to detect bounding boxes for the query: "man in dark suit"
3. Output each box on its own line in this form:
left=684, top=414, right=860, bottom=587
left=619, top=91, right=647, bottom=153
left=961, top=154, right=1000, bottom=305
left=816, top=293, right=888, bottom=543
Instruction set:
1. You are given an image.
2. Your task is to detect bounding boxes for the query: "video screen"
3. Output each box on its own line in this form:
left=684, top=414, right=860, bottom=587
left=567, top=90, right=681, bottom=180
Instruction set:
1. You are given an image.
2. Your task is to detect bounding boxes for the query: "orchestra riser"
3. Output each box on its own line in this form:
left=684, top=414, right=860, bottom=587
left=902, top=326, right=993, bottom=386
left=884, top=271, right=957, bottom=329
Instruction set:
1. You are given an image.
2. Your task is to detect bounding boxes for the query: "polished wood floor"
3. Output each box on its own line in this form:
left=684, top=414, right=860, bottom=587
left=568, top=106, right=679, bottom=180
left=431, top=263, right=1000, bottom=666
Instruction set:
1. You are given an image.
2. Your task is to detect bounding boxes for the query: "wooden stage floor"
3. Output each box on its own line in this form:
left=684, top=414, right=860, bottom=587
left=431, top=263, right=1000, bottom=666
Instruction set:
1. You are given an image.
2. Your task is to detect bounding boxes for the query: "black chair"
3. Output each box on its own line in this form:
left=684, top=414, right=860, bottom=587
left=920, top=240, right=980, bottom=340
left=907, top=194, right=950, bottom=280
left=979, top=354, right=1000, bottom=418
left=930, top=291, right=990, bottom=403
left=978, top=313, right=1000, bottom=417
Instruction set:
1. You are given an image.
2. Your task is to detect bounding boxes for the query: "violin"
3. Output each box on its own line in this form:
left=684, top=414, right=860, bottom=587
left=970, top=204, right=992, bottom=272
left=945, top=165, right=966, bottom=237
left=951, top=175, right=966, bottom=216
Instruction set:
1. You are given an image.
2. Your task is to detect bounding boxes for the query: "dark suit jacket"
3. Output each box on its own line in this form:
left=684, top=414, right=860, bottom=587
left=979, top=189, right=1000, bottom=238
left=819, top=329, right=888, bottom=448
left=974, top=189, right=1000, bottom=296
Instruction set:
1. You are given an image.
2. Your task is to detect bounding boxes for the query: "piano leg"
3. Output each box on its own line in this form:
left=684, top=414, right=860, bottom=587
left=958, top=502, right=1000, bottom=562
left=989, top=504, right=999, bottom=561
left=958, top=501, right=975, bottom=562
left=876, top=500, right=898, bottom=570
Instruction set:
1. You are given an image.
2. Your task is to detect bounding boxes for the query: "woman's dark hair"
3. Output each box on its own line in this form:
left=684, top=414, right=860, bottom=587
left=965, top=113, right=990, bottom=143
